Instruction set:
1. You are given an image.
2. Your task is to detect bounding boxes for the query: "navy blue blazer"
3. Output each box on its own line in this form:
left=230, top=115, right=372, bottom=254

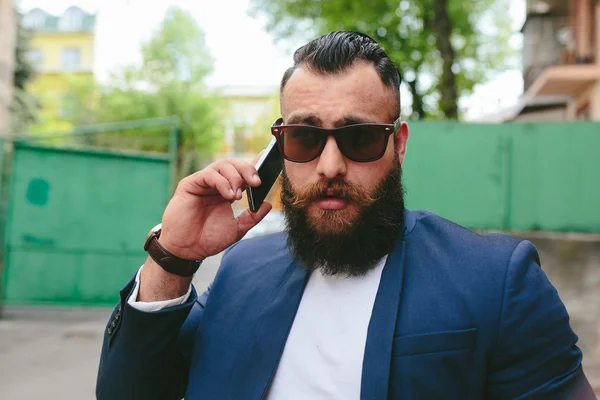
left=97, top=210, right=594, bottom=399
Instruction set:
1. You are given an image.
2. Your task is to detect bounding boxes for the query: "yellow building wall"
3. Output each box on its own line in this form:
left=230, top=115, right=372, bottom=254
left=29, top=32, right=94, bottom=71
left=27, top=32, right=94, bottom=133
left=222, top=94, right=279, bottom=153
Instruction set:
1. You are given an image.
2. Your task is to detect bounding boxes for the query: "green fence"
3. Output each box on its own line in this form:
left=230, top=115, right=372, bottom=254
left=403, top=121, right=600, bottom=233
left=1, top=118, right=178, bottom=307
left=1, top=119, right=599, bottom=307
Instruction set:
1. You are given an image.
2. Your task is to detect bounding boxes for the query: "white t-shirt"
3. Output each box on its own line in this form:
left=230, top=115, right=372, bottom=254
left=266, top=258, right=386, bottom=399
left=129, top=257, right=387, bottom=399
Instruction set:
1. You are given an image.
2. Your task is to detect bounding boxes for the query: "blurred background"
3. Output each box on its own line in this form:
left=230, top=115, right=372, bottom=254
left=0, top=0, right=599, bottom=398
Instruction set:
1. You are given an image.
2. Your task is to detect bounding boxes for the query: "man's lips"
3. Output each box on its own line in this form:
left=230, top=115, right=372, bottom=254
left=315, top=189, right=348, bottom=210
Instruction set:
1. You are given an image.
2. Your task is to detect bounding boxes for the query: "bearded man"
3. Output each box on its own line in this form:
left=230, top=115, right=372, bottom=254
left=96, top=31, right=595, bottom=400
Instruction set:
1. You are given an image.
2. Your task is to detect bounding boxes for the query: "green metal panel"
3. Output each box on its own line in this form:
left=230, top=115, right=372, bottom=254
left=509, top=123, right=600, bottom=232
left=402, top=121, right=600, bottom=233
left=3, top=143, right=171, bottom=306
left=2, top=118, right=598, bottom=306
left=402, top=122, right=509, bottom=230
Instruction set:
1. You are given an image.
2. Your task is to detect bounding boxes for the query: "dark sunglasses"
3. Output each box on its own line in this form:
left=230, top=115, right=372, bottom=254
left=271, top=117, right=401, bottom=163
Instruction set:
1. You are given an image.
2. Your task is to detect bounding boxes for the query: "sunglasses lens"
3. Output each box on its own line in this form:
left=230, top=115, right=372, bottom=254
left=280, top=126, right=324, bottom=162
left=336, top=126, right=388, bottom=162
left=275, top=124, right=391, bottom=162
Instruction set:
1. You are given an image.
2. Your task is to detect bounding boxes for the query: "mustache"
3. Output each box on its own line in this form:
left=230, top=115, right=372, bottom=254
left=282, top=178, right=381, bottom=209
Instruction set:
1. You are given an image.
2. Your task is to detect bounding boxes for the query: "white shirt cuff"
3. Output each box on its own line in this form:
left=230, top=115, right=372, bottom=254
left=127, top=265, right=192, bottom=312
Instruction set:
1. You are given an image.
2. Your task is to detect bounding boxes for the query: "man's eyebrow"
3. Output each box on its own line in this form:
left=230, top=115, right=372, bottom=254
left=285, top=114, right=381, bottom=127
left=333, top=115, right=375, bottom=127
left=286, top=114, right=322, bottom=126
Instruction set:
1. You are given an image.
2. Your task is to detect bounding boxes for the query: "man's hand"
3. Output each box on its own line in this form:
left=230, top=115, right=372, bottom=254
left=138, top=157, right=271, bottom=302
left=160, top=158, right=271, bottom=260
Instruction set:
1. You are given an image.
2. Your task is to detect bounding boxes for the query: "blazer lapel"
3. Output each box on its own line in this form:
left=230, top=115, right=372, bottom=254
left=229, top=259, right=309, bottom=400
left=360, top=236, right=407, bottom=400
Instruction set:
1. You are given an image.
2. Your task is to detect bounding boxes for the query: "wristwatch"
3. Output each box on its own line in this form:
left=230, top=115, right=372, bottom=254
left=144, top=224, right=203, bottom=277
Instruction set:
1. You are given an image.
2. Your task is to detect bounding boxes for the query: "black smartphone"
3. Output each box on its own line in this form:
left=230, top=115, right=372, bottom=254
left=247, top=138, right=283, bottom=213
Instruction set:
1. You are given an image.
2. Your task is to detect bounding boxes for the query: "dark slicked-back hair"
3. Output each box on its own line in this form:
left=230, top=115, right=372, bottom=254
left=281, top=31, right=401, bottom=113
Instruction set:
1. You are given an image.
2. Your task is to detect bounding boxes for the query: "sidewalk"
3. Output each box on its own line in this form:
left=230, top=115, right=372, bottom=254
left=0, top=252, right=222, bottom=400
left=0, top=307, right=110, bottom=400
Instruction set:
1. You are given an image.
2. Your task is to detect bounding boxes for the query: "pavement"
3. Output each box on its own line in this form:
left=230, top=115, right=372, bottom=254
left=0, top=215, right=277, bottom=399
left=1, top=242, right=599, bottom=398
left=0, top=307, right=111, bottom=400
left=0, top=252, right=223, bottom=400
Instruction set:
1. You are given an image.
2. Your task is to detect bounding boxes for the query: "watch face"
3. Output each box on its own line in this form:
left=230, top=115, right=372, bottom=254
left=144, top=223, right=162, bottom=250
left=151, top=223, right=162, bottom=234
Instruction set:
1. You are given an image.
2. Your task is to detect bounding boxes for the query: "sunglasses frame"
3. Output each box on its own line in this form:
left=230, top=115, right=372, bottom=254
left=270, top=117, right=401, bottom=163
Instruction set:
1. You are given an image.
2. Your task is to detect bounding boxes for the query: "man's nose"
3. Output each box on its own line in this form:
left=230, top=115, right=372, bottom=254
left=315, top=136, right=347, bottom=180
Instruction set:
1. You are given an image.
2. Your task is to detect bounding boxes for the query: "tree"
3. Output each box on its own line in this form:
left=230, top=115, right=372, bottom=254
left=60, top=7, right=224, bottom=176
left=104, top=7, right=223, bottom=175
left=249, top=0, right=518, bottom=119
left=431, top=0, right=458, bottom=118
left=10, top=10, right=39, bottom=135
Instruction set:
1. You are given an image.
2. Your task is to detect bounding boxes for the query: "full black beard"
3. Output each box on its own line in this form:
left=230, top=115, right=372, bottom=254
left=281, top=156, right=405, bottom=277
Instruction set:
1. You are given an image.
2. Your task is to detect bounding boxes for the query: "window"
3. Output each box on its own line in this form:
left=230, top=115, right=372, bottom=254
left=60, top=8, right=83, bottom=31
left=24, top=10, right=46, bottom=30
left=61, top=47, right=81, bottom=70
left=27, top=49, right=43, bottom=66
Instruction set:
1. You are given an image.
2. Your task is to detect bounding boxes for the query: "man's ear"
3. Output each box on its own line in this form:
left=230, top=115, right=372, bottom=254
left=395, top=122, right=409, bottom=164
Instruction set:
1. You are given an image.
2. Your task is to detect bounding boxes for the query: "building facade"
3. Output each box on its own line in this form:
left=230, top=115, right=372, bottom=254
left=23, top=6, right=96, bottom=132
left=217, top=85, right=279, bottom=156
left=511, top=0, right=600, bottom=121
left=216, top=85, right=283, bottom=211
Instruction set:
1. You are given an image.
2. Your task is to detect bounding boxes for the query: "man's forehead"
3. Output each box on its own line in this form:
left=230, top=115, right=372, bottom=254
left=281, top=62, right=397, bottom=123
left=282, top=62, right=386, bottom=96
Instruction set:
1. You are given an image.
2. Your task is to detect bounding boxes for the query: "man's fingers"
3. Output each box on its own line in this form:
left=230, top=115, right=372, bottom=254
left=236, top=201, right=273, bottom=239
left=179, top=168, right=235, bottom=200
left=215, top=161, right=245, bottom=200
left=176, top=157, right=264, bottom=199
left=228, top=158, right=261, bottom=188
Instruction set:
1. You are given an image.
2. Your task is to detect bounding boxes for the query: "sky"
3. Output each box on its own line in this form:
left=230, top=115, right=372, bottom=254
left=18, top=0, right=525, bottom=120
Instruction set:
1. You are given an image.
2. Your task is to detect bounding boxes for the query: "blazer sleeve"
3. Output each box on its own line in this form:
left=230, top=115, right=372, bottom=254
left=485, top=240, right=596, bottom=399
left=96, top=276, right=210, bottom=400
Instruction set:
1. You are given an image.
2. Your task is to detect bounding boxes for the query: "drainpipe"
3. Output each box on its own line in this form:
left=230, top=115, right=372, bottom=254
left=0, top=0, right=15, bottom=137
left=575, top=0, right=594, bottom=62
left=596, top=0, right=600, bottom=64
left=591, top=1, right=600, bottom=120
left=0, top=0, right=14, bottom=319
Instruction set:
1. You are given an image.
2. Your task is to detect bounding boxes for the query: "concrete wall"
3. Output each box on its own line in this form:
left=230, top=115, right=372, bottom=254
left=518, top=232, right=600, bottom=391
left=512, top=107, right=568, bottom=122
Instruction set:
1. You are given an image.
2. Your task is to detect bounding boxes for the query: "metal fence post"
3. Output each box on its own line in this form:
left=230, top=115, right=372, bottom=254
left=502, top=134, right=514, bottom=232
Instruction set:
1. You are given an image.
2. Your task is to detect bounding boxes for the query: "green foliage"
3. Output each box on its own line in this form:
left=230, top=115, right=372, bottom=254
left=58, top=7, right=223, bottom=175
left=249, top=0, right=518, bottom=119
left=140, top=7, right=214, bottom=87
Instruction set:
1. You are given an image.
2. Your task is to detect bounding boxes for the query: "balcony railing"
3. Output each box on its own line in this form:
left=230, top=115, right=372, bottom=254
left=524, top=51, right=595, bottom=91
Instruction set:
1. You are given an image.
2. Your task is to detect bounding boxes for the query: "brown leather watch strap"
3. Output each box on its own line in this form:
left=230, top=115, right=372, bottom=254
left=144, top=234, right=202, bottom=277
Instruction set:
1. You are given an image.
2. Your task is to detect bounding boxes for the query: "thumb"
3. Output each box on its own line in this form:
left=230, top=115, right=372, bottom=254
left=236, top=201, right=273, bottom=239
